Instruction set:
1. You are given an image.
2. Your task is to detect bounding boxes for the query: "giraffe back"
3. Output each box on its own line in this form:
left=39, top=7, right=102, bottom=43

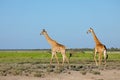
left=52, top=42, right=66, bottom=53
left=95, top=43, right=106, bottom=53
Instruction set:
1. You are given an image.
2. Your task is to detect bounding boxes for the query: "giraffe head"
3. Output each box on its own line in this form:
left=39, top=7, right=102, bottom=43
left=40, top=29, right=47, bottom=35
left=87, top=27, right=93, bottom=34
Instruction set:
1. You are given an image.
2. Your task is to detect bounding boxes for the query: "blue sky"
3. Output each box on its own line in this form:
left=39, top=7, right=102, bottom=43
left=0, top=0, right=120, bottom=49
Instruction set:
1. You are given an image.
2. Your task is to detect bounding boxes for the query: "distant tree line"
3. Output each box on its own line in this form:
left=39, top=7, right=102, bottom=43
left=0, top=47, right=120, bottom=52
left=107, top=47, right=120, bottom=51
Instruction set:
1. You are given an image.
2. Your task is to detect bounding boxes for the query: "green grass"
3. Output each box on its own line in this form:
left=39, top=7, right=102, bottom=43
left=0, top=51, right=51, bottom=63
left=108, top=52, right=120, bottom=61
left=0, top=51, right=120, bottom=63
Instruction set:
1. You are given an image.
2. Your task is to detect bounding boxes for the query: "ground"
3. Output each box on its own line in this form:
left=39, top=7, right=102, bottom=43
left=0, top=61, right=120, bottom=80
left=0, top=70, right=120, bottom=80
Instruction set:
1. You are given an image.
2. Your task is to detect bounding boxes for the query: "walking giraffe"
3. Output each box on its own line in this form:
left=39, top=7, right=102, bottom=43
left=40, top=29, right=69, bottom=65
left=87, top=28, right=108, bottom=66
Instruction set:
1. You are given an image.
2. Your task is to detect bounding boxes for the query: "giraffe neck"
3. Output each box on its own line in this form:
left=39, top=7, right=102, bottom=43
left=91, top=30, right=101, bottom=45
left=43, top=32, right=56, bottom=46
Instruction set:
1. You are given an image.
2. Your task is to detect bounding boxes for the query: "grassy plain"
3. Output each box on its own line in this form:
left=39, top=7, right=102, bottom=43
left=0, top=50, right=120, bottom=63
left=0, top=50, right=120, bottom=80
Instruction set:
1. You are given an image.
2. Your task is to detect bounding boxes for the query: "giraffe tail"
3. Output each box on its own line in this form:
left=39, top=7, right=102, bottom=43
left=103, top=45, right=108, bottom=60
left=69, top=53, right=72, bottom=59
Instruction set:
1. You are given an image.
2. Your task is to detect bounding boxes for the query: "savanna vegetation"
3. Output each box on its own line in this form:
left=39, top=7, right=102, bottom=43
left=0, top=49, right=120, bottom=63
left=0, top=49, right=120, bottom=77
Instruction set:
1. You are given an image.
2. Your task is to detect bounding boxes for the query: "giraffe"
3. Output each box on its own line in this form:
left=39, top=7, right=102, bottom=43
left=87, top=28, right=108, bottom=66
left=40, top=29, right=69, bottom=65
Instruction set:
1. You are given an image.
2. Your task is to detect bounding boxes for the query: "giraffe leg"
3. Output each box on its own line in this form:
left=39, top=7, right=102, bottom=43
left=104, top=58, right=107, bottom=65
left=64, top=54, right=69, bottom=65
left=104, top=57, right=107, bottom=65
left=61, top=50, right=65, bottom=65
left=94, top=51, right=98, bottom=66
left=62, top=55, right=65, bottom=65
left=66, top=56, right=69, bottom=65
left=99, top=53, right=102, bottom=66
left=50, top=52, right=55, bottom=65
left=54, top=53, right=59, bottom=65
left=61, top=54, right=70, bottom=67
left=103, top=50, right=107, bottom=65
left=65, top=55, right=70, bottom=68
